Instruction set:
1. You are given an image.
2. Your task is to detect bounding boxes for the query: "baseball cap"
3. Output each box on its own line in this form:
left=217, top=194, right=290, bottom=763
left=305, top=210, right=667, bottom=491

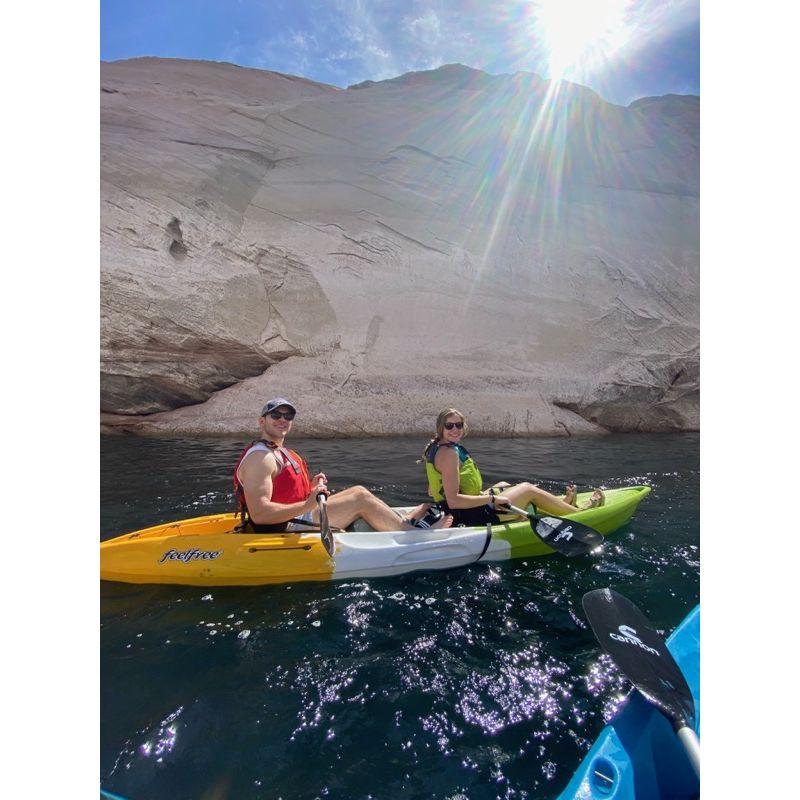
left=261, top=397, right=297, bottom=416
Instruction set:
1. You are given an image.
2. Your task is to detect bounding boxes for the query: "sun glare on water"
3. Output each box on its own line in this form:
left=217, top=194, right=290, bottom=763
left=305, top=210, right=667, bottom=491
left=533, top=0, right=631, bottom=79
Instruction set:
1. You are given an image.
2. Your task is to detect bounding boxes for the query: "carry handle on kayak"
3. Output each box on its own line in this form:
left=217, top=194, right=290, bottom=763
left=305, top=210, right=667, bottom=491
left=582, top=588, right=700, bottom=778
left=500, top=503, right=605, bottom=557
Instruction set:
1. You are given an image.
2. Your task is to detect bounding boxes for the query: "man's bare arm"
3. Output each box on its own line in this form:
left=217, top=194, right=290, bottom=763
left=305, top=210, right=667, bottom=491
left=239, top=451, right=316, bottom=524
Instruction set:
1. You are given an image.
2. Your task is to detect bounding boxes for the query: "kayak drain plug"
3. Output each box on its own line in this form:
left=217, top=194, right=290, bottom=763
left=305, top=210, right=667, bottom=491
left=591, top=758, right=617, bottom=795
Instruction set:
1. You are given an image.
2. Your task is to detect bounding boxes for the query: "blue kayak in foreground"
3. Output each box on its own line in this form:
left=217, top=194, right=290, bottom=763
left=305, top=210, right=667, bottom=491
left=558, top=604, right=700, bottom=800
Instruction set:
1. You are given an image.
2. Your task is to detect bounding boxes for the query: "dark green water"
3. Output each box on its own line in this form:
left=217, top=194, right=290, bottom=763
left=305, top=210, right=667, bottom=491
left=101, top=433, right=699, bottom=800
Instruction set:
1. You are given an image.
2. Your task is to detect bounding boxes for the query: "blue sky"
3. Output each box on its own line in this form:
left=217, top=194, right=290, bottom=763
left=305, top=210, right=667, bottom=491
left=101, top=0, right=699, bottom=105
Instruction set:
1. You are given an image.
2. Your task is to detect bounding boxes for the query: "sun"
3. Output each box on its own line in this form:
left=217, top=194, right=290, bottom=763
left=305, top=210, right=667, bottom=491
left=533, top=0, right=631, bottom=79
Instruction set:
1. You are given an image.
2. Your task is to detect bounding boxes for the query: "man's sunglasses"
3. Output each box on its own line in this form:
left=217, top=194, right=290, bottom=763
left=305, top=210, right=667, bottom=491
left=267, top=410, right=296, bottom=421
left=443, top=421, right=464, bottom=430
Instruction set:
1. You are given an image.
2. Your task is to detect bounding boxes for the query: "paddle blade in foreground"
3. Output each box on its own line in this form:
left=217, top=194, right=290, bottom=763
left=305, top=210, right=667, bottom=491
left=582, top=587, right=697, bottom=732
left=504, top=504, right=605, bottom=556
left=317, top=493, right=334, bottom=557
left=532, top=514, right=604, bottom=556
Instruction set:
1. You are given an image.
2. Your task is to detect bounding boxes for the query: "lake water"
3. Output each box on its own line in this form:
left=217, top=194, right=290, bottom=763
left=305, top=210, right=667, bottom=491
left=101, top=432, right=699, bottom=800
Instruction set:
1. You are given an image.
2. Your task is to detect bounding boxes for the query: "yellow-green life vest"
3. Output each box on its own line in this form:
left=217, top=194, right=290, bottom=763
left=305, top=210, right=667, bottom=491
left=425, top=442, right=483, bottom=502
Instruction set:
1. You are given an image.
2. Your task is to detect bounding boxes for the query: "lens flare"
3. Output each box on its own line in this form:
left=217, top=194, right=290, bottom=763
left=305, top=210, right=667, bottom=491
left=533, top=0, right=631, bottom=78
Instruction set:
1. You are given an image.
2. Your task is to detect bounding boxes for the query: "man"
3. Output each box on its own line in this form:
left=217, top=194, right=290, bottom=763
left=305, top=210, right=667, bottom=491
left=233, top=398, right=452, bottom=532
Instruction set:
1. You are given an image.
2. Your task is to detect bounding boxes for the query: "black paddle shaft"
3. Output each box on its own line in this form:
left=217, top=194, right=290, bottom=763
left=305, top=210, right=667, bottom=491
left=317, top=492, right=334, bottom=557
left=582, top=588, right=696, bottom=730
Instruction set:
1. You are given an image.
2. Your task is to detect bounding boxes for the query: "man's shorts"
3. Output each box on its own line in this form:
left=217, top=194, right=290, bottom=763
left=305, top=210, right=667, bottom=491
left=285, top=511, right=315, bottom=531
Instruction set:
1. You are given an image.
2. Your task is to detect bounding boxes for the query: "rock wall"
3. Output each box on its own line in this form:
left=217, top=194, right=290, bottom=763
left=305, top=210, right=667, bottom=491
left=100, top=58, right=698, bottom=437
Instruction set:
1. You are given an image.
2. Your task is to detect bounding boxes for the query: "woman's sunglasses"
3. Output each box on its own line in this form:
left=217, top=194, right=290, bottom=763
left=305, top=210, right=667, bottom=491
left=443, top=421, right=464, bottom=430
left=267, top=410, right=296, bottom=421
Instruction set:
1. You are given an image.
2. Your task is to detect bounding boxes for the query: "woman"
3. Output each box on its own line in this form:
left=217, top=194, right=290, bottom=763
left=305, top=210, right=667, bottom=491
left=421, top=408, right=603, bottom=527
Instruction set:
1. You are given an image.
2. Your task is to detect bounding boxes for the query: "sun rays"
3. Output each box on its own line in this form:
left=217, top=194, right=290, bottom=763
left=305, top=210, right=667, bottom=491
left=533, top=0, right=632, bottom=80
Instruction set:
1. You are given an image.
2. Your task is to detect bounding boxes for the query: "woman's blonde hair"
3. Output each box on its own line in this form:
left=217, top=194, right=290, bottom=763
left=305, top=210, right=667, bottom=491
left=419, top=407, right=468, bottom=462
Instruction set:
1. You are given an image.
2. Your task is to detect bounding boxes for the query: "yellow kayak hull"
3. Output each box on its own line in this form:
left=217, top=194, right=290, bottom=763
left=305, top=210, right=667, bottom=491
left=100, top=514, right=334, bottom=586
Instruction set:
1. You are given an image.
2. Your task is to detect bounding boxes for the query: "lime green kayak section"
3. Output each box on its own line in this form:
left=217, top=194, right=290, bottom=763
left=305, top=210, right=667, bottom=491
left=496, top=486, right=652, bottom=558
left=100, top=486, right=651, bottom=586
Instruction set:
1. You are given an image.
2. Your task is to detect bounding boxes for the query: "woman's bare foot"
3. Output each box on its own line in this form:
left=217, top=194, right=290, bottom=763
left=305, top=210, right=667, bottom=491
left=580, top=489, right=605, bottom=509
left=564, top=484, right=578, bottom=507
left=431, top=514, right=454, bottom=529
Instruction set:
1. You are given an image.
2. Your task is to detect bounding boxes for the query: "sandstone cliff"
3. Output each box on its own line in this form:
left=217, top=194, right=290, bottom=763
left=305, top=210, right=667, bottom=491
left=100, top=58, right=698, bottom=437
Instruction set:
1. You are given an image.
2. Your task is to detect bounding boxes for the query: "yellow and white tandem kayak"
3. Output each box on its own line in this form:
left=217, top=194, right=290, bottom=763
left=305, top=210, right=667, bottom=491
left=100, top=487, right=651, bottom=587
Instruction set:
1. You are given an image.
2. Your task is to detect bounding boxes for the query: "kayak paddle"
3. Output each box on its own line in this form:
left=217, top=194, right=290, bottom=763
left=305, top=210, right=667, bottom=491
left=582, top=588, right=700, bottom=778
left=317, top=490, right=334, bottom=557
left=502, top=503, right=605, bottom=556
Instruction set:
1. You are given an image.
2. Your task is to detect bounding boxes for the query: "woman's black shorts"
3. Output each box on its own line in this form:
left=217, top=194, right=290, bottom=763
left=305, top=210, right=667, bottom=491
left=439, top=503, right=501, bottom=527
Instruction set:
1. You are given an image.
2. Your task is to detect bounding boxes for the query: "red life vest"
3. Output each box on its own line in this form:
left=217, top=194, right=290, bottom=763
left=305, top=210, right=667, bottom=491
left=232, top=440, right=311, bottom=524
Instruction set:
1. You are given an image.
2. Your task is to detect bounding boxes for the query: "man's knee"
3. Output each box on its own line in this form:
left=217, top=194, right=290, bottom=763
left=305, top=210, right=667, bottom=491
left=342, top=484, right=373, bottom=502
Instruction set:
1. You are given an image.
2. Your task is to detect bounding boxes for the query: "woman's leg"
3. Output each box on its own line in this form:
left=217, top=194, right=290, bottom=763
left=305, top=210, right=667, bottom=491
left=500, top=482, right=583, bottom=515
